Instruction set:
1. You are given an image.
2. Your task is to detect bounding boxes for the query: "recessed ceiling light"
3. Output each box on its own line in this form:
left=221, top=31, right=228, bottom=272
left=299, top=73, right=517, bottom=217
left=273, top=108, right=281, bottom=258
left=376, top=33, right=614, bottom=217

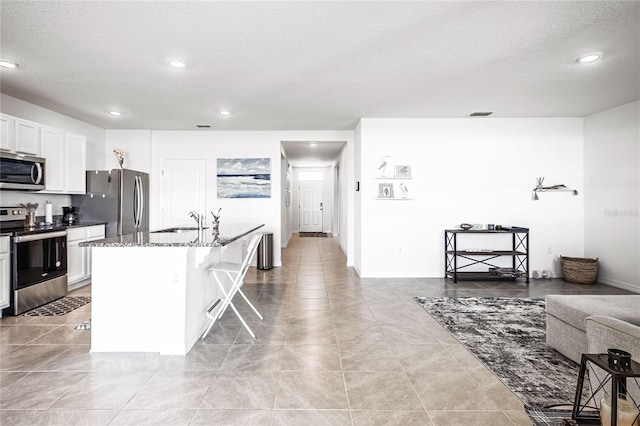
left=108, top=110, right=121, bottom=117
left=309, top=142, right=318, bottom=147
left=576, top=53, right=601, bottom=63
left=0, top=60, right=18, bottom=69
left=169, top=59, right=186, bottom=68
left=218, top=110, right=231, bottom=117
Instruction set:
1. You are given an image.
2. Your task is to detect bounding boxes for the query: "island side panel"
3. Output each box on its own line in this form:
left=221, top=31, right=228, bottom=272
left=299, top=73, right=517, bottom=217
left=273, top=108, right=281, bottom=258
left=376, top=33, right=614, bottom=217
left=91, top=246, right=189, bottom=354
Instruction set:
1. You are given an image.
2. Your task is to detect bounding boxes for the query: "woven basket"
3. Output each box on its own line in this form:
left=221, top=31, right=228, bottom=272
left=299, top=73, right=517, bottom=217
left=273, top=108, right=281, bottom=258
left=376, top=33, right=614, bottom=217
left=561, top=256, right=598, bottom=284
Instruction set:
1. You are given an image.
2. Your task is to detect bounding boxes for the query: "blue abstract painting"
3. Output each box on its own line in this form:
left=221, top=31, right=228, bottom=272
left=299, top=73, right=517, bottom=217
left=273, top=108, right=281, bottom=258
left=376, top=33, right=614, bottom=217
left=217, top=158, right=271, bottom=198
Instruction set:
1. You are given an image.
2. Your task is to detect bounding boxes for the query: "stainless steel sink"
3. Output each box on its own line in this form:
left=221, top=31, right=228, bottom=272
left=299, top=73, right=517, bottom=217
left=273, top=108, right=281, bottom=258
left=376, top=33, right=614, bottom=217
left=152, top=227, right=209, bottom=233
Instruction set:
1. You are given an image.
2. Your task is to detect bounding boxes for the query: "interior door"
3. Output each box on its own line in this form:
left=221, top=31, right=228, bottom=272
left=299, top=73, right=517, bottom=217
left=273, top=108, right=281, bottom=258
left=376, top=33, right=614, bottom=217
left=161, top=159, right=206, bottom=228
left=299, top=180, right=323, bottom=232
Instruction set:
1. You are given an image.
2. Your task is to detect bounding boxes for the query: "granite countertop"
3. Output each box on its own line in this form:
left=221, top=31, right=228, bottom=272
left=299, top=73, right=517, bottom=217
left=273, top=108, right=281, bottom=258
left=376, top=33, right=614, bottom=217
left=64, top=221, right=108, bottom=229
left=80, top=223, right=265, bottom=248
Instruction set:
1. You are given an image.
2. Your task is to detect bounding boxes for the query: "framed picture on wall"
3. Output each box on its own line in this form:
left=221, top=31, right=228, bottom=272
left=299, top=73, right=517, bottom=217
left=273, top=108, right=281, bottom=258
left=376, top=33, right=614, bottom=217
left=217, top=158, right=271, bottom=198
left=395, top=165, right=412, bottom=178
left=378, top=183, right=394, bottom=199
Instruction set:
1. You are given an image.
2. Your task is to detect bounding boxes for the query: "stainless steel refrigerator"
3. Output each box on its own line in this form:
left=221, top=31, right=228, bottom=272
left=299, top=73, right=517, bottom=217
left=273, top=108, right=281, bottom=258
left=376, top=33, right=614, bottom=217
left=72, top=169, right=149, bottom=237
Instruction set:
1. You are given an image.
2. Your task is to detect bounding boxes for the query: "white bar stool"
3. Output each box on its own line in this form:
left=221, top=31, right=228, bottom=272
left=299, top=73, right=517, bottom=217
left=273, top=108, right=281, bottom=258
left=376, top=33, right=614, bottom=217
left=201, top=233, right=265, bottom=340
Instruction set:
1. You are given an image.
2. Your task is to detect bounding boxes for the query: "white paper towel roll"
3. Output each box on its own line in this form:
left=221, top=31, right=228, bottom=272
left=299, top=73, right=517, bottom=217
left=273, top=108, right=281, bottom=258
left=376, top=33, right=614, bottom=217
left=45, top=202, right=53, bottom=224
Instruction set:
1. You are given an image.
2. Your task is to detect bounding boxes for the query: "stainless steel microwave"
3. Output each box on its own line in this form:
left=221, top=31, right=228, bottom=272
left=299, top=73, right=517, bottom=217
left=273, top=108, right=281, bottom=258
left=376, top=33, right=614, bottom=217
left=0, top=151, right=46, bottom=190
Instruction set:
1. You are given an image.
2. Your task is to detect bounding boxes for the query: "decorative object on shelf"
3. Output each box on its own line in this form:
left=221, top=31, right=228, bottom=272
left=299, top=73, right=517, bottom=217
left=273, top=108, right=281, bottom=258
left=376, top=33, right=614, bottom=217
left=399, top=182, right=409, bottom=198
left=113, top=148, right=124, bottom=168
left=395, top=165, right=412, bottom=178
left=460, top=223, right=473, bottom=230
left=607, top=348, right=632, bottom=369
left=217, top=158, right=271, bottom=198
left=211, top=208, right=222, bottom=233
left=560, top=256, right=598, bottom=284
left=378, top=183, right=394, bottom=198
left=532, top=177, right=578, bottom=200
left=377, top=155, right=390, bottom=177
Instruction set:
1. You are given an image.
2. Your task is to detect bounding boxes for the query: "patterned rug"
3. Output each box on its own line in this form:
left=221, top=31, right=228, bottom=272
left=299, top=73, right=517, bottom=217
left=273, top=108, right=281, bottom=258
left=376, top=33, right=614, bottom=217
left=24, top=296, right=91, bottom=316
left=415, top=297, right=580, bottom=426
left=299, top=232, right=328, bottom=237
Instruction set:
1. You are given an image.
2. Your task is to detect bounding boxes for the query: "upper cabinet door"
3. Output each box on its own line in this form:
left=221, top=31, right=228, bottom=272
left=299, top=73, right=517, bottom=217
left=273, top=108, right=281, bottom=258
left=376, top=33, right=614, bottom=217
left=65, top=132, right=86, bottom=194
left=0, top=114, right=15, bottom=151
left=14, top=118, right=41, bottom=155
left=41, top=126, right=65, bottom=192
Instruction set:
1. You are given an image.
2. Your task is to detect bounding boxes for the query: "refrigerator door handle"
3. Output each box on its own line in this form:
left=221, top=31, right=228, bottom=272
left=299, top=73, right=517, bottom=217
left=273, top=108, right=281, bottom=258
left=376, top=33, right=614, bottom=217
left=138, top=176, right=145, bottom=230
left=133, top=176, right=139, bottom=228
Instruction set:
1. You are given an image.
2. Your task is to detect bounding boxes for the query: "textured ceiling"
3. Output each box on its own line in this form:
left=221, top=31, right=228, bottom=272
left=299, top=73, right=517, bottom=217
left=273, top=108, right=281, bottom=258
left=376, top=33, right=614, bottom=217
left=1, top=1, right=639, bottom=135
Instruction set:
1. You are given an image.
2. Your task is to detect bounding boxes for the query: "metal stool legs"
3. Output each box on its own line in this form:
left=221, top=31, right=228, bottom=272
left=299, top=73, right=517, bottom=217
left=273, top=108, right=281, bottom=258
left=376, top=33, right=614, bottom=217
left=201, top=233, right=264, bottom=340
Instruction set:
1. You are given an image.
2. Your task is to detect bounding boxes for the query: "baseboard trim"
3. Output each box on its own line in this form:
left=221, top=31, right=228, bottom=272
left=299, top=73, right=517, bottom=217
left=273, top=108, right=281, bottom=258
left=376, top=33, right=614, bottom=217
left=597, top=277, right=640, bottom=293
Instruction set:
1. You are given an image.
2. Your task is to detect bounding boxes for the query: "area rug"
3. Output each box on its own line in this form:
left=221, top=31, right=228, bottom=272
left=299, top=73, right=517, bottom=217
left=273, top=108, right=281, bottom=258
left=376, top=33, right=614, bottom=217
left=24, top=296, right=91, bottom=316
left=415, top=297, right=580, bottom=425
left=299, top=232, right=328, bottom=237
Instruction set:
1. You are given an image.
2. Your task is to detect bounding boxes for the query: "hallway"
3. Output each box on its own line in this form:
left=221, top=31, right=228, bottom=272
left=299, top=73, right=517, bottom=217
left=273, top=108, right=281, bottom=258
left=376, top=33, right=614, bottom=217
left=2, top=234, right=629, bottom=425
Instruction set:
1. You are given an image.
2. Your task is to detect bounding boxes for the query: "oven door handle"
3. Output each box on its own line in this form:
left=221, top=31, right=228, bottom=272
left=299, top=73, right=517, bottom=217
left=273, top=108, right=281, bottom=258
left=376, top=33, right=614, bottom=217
left=14, top=230, right=67, bottom=243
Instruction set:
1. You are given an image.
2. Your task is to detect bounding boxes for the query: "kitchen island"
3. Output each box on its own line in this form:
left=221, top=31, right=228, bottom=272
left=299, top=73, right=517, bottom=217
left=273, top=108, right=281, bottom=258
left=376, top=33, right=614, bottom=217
left=82, top=223, right=264, bottom=355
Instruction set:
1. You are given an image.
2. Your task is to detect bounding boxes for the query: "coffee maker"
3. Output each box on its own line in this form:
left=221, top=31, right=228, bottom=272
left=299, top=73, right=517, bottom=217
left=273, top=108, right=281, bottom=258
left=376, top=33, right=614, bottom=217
left=62, top=206, right=78, bottom=224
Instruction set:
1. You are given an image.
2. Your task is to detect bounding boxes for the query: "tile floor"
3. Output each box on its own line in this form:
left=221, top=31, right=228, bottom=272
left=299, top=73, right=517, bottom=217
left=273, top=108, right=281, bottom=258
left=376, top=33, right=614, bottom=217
left=0, top=234, right=634, bottom=425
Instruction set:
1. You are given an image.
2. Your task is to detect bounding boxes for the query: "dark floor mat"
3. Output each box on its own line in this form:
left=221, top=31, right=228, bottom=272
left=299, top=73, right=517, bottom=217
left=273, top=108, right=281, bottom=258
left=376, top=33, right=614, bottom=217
left=23, top=296, right=91, bottom=316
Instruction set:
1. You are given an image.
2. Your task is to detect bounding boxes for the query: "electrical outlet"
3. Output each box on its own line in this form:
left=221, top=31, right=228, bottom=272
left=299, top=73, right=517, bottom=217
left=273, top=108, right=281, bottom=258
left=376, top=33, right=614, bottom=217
left=547, top=247, right=553, bottom=254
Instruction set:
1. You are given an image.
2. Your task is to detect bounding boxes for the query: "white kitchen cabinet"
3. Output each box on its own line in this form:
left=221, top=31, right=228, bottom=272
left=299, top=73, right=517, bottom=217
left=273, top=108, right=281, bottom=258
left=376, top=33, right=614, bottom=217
left=0, top=236, right=10, bottom=311
left=41, top=126, right=65, bottom=192
left=0, top=114, right=14, bottom=151
left=14, top=118, right=40, bottom=155
left=65, top=133, right=86, bottom=193
left=67, top=225, right=105, bottom=288
left=40, top=128, right=86, bottom=194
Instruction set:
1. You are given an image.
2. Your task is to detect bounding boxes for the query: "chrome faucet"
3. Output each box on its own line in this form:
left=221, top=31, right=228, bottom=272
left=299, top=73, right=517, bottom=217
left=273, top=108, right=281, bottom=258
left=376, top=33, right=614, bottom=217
left=188, top=211, right=204, bottom=232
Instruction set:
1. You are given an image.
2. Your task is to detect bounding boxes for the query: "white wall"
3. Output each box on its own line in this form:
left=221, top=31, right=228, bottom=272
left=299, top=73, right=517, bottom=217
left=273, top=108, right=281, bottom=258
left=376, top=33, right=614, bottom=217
left=356, top=118, right=585, bottom=278
left=1, top=94, right=106, bottom=217
left=584, top=101, right=640, bottom=292
left=353, top=122, right=362, bottom=273
left=105, top=130, right=152, bottom=172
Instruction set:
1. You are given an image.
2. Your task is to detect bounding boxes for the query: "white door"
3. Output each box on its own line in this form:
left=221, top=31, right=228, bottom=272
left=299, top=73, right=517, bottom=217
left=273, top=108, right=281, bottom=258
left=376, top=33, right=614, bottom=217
left=161, top=159, right=206, bottom=228
left=299, top=181, right=323, bottom=232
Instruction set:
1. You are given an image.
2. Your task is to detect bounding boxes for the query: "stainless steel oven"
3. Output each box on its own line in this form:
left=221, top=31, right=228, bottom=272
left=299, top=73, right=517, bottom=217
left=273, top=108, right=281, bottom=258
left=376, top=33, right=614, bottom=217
left=12, top=230, right=67, bottom=314
left=0, top=206, right=67, bottom=315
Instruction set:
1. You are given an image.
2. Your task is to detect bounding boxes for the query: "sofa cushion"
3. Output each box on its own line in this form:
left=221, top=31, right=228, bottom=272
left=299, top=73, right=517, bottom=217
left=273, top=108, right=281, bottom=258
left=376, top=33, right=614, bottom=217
left=545, top=295, right=640, bottom=332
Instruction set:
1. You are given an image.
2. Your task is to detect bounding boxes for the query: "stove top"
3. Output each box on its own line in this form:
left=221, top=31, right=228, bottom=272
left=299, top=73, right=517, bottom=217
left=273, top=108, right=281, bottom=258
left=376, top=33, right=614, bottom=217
left=0, top=206, right=67, bottom=236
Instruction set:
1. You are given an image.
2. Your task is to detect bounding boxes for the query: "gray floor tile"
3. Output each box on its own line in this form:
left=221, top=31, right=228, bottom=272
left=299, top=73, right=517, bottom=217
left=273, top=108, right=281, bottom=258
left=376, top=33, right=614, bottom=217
left=200, top=370, right=279, bottom=409
left=190, top=408, right=273, bottom=425
left=125, top=370, right=214, bottom=409
left=275, top=371, right=349, bottom=409
left=351, top=410, right=433, bottom=426
left=272, top=409, right=351, bottom=425
left=344, top=371, right=423, bottom=410
left=27, top=409, right=118, bottom=425
left=109, top=409, right=196, bottom=425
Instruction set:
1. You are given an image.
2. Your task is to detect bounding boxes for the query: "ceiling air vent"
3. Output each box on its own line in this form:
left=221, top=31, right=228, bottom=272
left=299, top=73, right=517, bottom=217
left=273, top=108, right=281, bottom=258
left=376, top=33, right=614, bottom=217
left=469, top=112, right=493, bottom=117
left=196, top=124, right=211, bottom=128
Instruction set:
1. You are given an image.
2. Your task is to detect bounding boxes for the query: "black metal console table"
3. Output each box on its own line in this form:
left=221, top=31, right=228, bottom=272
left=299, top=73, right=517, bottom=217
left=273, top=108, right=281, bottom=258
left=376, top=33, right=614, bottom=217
left=444, top=227, right=529, bottom=283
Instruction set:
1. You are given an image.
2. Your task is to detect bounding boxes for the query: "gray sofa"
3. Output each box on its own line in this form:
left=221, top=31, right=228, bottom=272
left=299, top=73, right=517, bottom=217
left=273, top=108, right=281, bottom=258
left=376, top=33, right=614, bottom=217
left=545, top=294, right=640, bottom=364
